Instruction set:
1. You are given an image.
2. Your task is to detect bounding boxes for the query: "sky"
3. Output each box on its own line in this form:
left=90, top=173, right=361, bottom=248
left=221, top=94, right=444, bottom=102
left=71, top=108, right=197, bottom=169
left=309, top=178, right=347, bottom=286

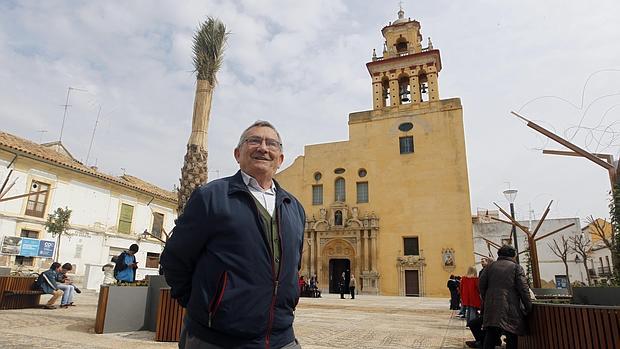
left=1, top=0, right=619, bottom=224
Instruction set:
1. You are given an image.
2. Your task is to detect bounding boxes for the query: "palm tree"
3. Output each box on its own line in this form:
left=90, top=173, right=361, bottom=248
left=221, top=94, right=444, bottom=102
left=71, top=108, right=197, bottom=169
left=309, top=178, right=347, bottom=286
left=178, top=17, right=229, bottom=214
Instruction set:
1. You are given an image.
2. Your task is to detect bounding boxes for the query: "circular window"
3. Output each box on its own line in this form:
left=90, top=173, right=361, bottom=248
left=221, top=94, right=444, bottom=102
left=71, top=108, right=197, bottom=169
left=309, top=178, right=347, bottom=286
left=398, top=122, right=413, bottom=132
left=313, top=172, right=322, bottom=181
left=334, top=168, right=345, bottom=174
left=358, top=169, right=367, bottom=177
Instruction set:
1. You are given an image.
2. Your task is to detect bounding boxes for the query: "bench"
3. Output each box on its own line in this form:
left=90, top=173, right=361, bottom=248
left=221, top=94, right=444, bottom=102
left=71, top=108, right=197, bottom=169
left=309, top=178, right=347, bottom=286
left=519, top=302, right=620, bottom=348
left=0, top=276, right=43, bottom=309
left=300, top=287, right=321, bottom=298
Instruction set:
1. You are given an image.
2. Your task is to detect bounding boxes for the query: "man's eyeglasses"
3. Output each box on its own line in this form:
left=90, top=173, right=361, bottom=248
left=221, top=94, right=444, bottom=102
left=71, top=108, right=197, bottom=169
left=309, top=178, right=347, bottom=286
left=243, top=136, right=282, bottom=151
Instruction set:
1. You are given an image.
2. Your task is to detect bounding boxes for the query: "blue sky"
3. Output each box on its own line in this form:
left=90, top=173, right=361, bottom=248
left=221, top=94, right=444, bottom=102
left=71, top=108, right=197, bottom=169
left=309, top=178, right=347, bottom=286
left=1, top=0, right=619, bottom=223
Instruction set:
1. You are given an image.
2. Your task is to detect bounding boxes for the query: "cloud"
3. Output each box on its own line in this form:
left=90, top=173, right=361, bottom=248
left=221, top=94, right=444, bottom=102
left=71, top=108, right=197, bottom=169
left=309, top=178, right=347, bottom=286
left=1, top=0, right=619, bottom=222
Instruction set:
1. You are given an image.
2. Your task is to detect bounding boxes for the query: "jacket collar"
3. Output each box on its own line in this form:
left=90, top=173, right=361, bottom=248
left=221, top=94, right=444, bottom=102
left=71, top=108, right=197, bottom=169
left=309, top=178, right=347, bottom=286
left=228, top=170, right=291, bottom=205
left=497, top=256, right=515, bottom=263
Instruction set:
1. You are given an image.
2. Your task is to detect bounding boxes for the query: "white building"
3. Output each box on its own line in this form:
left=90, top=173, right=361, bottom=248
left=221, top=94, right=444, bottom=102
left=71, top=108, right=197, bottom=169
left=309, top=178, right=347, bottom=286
left=0, top=130, right=177, bottom=287
left=473, top=212, right=587, bottom=288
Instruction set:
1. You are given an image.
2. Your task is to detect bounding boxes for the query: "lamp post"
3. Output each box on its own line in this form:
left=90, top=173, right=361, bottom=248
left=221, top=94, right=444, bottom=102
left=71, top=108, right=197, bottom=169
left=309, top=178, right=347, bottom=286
left=503, top=189, right=519, bottom=264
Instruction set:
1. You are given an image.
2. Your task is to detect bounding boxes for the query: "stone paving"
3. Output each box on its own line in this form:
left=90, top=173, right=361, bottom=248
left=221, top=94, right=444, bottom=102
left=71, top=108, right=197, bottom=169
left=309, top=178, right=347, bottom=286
left=0, top=290, right=473, bottom=348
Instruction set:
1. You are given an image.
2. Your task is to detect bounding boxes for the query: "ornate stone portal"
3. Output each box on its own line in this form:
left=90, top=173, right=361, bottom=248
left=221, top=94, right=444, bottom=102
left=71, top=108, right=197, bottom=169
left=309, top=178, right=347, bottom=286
left=396, top=254, right=427, bottom=296
left=302, top=203, right=380, bottom=295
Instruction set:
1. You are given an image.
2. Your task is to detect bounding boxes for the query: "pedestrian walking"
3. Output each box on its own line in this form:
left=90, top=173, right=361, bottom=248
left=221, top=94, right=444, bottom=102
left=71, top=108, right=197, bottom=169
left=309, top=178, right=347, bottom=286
left=339, top=272, right=346, bottom=299
left=349, top=274, right=356, bottom=299
left=479, top=245, right=532, bottom=349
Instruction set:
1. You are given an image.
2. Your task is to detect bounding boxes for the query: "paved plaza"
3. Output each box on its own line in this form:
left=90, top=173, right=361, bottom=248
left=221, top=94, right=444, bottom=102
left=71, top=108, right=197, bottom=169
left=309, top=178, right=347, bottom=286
left=0, top=290, right=473, bottom=348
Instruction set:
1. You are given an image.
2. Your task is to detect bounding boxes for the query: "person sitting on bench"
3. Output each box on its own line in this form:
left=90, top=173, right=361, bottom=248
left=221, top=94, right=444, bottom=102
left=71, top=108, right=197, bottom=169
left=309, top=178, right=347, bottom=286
left=56, top=263, right=80, bottom=308
left=35, top=262, right=64, bottom=309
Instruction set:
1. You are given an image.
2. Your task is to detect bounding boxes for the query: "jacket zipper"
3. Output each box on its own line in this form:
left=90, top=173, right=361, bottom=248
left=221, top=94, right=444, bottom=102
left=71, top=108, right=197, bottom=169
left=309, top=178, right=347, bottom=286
left=208, top=271, right=228, bottom=327
left=265, top=208, right=285, bottom=349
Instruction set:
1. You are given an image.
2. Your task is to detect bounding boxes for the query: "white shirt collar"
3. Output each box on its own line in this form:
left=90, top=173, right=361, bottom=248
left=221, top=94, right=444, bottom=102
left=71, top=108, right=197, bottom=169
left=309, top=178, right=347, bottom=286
left=240, top=170, right=276, bottom=195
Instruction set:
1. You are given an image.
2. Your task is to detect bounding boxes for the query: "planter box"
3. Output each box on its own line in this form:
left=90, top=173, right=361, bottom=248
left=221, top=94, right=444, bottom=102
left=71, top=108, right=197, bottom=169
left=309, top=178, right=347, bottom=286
left=572, top=287, right=620, bottom=306
left=94, top=285, right=149, bottom=333
left=144, top=275, right=169, bottom=331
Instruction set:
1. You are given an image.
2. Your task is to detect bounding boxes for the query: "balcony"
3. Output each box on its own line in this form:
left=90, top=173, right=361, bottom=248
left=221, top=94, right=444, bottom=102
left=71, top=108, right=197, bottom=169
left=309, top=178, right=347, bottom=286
left=373, top=46, right=435, bottom=62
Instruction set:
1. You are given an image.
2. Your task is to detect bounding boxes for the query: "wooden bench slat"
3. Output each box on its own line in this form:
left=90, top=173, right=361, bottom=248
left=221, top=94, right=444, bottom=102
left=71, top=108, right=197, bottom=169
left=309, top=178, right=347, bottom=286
left=155, top=288, right=185, bottom=342
left=609, top=309, right=620, bottom=347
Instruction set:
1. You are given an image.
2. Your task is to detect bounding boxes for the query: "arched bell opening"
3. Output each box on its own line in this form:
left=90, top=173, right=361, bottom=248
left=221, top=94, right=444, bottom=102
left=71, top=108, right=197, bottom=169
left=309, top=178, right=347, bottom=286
left=381, top=77, right=390, bottom=107
left=418, top=72, right=429, bottom=102
left=395, top=35, right=409, bottom=55
left=398, top=74, right=411, bottom=104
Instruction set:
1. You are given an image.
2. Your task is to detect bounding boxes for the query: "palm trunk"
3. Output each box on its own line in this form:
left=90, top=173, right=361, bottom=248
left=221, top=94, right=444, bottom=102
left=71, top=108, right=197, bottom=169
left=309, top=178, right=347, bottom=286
left=178, top=80, right=213, bottom=214
left=188, top=80, right=213, bottom=147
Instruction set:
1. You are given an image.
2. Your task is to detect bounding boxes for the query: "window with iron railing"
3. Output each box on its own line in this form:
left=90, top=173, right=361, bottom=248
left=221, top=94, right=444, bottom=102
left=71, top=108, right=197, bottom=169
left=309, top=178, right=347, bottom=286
left=404, top=237, right=420, bottom=256
left=312, top=185, right=323, bottom=205
left=335, top=178, right=345, bottom=202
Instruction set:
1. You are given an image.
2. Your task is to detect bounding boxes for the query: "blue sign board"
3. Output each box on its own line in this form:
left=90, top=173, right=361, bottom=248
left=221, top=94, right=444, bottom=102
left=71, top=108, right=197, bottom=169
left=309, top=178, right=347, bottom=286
left=38, top=240, right=56, bottom=258
left=20, top=238, right=40, bottom=257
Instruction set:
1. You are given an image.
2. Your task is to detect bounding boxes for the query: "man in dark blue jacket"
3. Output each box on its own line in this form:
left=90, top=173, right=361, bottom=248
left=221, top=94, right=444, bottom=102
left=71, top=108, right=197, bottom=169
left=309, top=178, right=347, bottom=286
left=161, top=121, right=305, bottom=349
left=35, top=262, right=64, bottom=309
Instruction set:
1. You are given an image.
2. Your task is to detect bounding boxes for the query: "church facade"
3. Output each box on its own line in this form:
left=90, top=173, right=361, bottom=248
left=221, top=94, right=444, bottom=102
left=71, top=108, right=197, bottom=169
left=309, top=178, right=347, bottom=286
left=276, top=9, right=473, bottom=297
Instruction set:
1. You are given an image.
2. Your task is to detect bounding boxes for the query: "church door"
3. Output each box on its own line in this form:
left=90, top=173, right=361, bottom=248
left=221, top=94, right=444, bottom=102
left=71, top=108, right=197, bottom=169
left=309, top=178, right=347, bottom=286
left=329, top=258, right=350, bottom=293
left=405, top=270, right=420, bottom=296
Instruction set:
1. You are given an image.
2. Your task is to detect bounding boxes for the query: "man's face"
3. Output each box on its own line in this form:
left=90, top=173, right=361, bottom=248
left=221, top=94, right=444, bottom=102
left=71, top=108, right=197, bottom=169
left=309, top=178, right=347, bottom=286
left=234, top=126, right=284, bottom=181
left=61, top=268, right=69, bottom=274
left=481, top=258, right=488, bottom=268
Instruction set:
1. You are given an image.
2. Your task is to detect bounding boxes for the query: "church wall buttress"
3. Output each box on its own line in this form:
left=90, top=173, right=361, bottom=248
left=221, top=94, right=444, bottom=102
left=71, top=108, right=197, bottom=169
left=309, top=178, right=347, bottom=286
left=427, top=72, right=439, bottom=101
left=409, top=75, right=421, bottom=104
left=389, top=78, right=400, bottom=107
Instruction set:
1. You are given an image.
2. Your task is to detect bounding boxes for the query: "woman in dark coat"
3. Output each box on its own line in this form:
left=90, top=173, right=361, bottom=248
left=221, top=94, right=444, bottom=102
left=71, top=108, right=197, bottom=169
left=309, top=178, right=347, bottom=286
left=479, top=245, right=532, bottom=349
left=447, top=275, right=460, bottom=310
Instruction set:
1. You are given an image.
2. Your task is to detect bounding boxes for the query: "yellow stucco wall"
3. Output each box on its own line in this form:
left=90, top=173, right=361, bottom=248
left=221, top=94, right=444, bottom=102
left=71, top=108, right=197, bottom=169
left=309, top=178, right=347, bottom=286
left=277, top=98, right=473, bottom=297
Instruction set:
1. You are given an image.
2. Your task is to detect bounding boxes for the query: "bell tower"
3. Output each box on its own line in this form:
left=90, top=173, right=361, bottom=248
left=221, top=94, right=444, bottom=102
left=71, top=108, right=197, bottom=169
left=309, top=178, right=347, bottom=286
left=367, top=8, right=441, bottom=110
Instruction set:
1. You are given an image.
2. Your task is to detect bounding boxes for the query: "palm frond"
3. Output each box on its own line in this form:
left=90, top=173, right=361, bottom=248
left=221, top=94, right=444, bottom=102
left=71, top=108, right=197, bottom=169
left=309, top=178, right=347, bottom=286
left=192, top=17, right=229, bottom=85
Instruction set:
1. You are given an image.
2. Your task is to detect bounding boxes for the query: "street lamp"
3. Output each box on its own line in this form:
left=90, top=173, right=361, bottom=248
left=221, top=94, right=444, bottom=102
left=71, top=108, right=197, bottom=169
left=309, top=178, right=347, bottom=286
left=503, top=188, right=519, bottom=264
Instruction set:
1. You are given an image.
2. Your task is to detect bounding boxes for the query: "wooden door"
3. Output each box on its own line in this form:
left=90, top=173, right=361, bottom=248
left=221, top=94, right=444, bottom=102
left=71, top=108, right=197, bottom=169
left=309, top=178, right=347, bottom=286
left=405, top=270, right=419, bottom=296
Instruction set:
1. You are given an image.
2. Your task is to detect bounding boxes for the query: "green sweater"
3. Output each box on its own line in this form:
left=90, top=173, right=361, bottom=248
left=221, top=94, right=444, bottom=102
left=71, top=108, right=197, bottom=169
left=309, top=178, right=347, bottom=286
left=252, top=196, right=281, bottom=275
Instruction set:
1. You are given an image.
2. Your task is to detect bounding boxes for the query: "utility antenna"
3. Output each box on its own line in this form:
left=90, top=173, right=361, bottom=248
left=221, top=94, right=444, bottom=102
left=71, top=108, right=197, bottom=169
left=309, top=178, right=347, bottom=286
left=36, top=130, right=48, bottom=143
left=59, top=86, right=87, bottom=143
left=86, top=105, right=101, bottom=165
